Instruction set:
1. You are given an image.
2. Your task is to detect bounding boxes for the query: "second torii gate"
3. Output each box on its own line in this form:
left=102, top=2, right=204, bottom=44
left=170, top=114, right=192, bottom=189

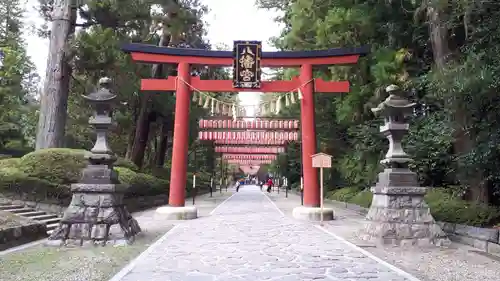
left=122, top=42, right=369, bottom=220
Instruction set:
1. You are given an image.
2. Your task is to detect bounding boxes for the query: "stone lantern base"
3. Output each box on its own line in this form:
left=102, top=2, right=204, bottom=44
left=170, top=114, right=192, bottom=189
left=46, top=165, right=141, bottom=247
left=292, top=206, right=334, bottom=221
left=156, top=206, right=198, bottom=220
left=362, top=168, right=450, bottom=247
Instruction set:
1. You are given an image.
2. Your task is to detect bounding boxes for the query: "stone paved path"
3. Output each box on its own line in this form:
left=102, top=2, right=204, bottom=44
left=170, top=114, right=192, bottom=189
left=111, top=185, right=418, bottom=281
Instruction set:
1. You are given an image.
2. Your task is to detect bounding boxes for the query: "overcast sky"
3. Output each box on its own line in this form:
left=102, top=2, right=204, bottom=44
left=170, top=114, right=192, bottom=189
left=22, top=0, right=283, bottom=110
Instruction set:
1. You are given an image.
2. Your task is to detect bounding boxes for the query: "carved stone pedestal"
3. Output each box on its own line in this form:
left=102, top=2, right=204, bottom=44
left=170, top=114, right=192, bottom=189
left=47, top=169, right=141, bottom=246
left=363, top=168, right=449, bottom=246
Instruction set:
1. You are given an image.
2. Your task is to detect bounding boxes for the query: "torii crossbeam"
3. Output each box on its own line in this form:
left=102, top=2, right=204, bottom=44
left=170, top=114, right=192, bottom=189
left=122, top=42, right=369, bottom=220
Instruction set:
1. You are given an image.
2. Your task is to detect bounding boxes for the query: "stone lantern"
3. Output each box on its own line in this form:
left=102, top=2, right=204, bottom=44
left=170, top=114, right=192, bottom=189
left=47, top=77, right=141, bottom=246
left=363, top=85, right=449, bottom=246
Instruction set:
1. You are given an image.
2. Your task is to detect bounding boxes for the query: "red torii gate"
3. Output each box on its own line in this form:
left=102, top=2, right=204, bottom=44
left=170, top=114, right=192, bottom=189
left=122, top=43, right=368, bottom=219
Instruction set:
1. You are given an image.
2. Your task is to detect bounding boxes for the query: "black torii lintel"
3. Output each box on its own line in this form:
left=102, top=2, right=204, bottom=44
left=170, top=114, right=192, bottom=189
left=121, top=43, right=370, bottom=59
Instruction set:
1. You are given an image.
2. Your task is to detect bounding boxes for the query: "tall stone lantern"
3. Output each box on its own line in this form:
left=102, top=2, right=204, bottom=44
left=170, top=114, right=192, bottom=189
left=364, top=85, right=449, bottom=246
left=47, top=78, right=141, bottom=246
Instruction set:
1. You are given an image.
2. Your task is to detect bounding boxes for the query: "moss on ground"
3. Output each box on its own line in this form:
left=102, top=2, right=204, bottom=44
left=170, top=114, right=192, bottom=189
left=0, top=228, right=170, bottom=281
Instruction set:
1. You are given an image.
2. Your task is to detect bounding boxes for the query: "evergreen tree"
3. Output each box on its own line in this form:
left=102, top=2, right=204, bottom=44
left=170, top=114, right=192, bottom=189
left=0, top=0, right=39, bottom=150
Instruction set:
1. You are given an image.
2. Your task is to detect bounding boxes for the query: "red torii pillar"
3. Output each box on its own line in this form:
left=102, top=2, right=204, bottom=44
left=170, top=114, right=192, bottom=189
left=122, top=43, right=368, bottom=219
left=169, top=62, right=191, bottom=207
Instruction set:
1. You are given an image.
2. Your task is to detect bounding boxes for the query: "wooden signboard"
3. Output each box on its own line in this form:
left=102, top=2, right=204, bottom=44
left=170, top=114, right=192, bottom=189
left=311, top=152, right=333, bottom=224
left=312, top=153, right=332, bottom=168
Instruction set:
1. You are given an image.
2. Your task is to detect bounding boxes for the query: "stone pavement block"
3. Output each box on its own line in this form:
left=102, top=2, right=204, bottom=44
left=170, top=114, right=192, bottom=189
left=111, top=185, right=417, bottom=281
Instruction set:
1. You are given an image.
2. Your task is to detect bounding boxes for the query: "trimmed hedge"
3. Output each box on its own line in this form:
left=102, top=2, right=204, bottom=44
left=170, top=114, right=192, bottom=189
left=10, top=148, right=140, bottom=184
left=115, top=167, right=168, bottom=196
left=0, top=158, right=20, bottom=170
left=425, top=188, right=500, bottom=227
left=327, top=187, right=361, bottom=202
left=114, top=158, right=139, bottom=172
left=18, top=148, right=88, bottom=184
left=0, top=169, right=70, bottom=201
left=327, top=187, right=500, bottom=227
left=0, top=148, right=170, bottom=201
left=348, top=190, right=373, bottom=208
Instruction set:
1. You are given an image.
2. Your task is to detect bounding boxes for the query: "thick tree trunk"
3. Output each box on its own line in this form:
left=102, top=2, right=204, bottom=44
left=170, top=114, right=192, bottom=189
left=125, top=97, right=139, bottom=159
left=125, top=125, right=136, bottom=159
left=147, top=120, right=159, bottom=167
left=428, top=8, right=450, bottom=69
left=129, top=98, right=152, bottom=168
left=155, top=119, right=171, bottom=167
left=129, top=21, right=175, bottom=167
left=35, top=0, right=76, bottom=149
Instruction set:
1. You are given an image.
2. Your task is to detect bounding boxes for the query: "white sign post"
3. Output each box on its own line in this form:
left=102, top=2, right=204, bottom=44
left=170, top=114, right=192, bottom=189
left=311, top=153, right=332, bottom=224
left=192, top=174, right=197, bottom=205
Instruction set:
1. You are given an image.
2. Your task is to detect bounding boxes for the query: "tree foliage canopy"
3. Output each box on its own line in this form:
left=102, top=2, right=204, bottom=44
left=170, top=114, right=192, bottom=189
left=261, top=0, right=500, bottom=205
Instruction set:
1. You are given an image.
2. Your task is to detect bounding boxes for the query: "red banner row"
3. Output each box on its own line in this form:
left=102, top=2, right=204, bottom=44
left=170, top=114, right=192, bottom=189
left=199, top=131, right=299, bottom=141
left=222, top=154, right=277, bottom=160
left=215, top=146, right=285, bottom=154
left=226, top=159, right=273, bottom=165
left=199, top=119, right=299, bottom=130
left=215, top=139, right=287, bottom=145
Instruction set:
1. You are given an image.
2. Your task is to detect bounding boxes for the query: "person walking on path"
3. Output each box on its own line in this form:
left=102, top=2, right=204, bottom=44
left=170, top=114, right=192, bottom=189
left=266, top=178, right=274, bottom=193
left=236, top=178, right=244, bottom=192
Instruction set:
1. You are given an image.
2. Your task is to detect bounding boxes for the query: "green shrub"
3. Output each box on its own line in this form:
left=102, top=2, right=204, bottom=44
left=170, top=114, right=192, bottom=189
left=151, top=167, right=170, bottom=180
left=115, top=167, right=168, bottom=196
left=0, top=158, right=20, bottom=170
left=115, top=157, right=139, bottom=172
left=0, top=141, right=33, bottom=158
left=328, top=187, right=361, bottom=202
left=348, top=190, right=373, bottom=208
left=425, top=188, right=500, bottom=227
left=18, top=148, right=88, bottom=184
left=17, top=148, right=142, bottom=185
left=0, top=169, right=70, bottom=200
left=329, top=186, right=500, bottom=227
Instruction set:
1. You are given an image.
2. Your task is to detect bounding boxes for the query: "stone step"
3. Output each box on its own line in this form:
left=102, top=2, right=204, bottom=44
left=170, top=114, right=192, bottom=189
left=0, top=202, right=61, bottom=236
left=0, top=204, right=24, bottom=210
left=30, top=214, right=58, bottom=221
left=39, top=217, right=61, bottom=225
left=5, top=207, right=34, bottom=214
left=19, top=211, right=47, bottom=217
left=46, top=222, right=60, bottom=232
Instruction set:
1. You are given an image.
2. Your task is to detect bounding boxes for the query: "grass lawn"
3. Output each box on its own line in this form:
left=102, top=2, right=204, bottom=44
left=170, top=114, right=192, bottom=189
left=0, top=227, right=171, bottom=281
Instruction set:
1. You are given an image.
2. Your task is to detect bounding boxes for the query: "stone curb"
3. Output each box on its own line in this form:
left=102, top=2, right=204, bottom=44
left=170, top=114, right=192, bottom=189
left=290, top=189, right=500, bottom=256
